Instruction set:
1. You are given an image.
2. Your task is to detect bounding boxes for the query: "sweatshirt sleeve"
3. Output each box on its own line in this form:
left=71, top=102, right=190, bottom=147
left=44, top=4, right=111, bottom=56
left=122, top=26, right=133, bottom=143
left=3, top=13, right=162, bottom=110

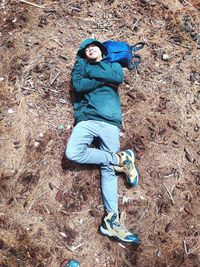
left=87, top=61, right=124, bottom=85
left=71, top=58, right=104, bottom=93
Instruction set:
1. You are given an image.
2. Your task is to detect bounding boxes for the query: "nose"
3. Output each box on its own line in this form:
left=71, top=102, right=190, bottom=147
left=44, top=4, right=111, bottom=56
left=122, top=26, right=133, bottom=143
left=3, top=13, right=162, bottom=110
left=88, top=47, right=94, bottom=52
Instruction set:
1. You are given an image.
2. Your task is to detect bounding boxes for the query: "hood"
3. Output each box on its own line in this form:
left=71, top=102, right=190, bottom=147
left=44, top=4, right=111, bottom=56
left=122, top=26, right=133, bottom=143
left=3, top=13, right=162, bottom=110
left=77, top=38, right=108, bottom=58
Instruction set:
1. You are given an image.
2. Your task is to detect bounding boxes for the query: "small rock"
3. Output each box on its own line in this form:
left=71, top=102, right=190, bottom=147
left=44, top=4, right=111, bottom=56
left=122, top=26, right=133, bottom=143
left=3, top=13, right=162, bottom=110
left=59, top=232, right=67, bottom=238
left=42, top=159, right=48, bottom=166
left=7, top=108, right=14, bottom=114
left=0, top=160, right=6, bottom=167
left=156, top=249, right=161, bottom=257
left=162, top=53, right=170, bottom=61
left=58, top=125, right=65, bottom=132
left=0, top=77, right=5, bottom=82
left=38, top=132, right=44, bottom=138
left=34, top=141, right=40, bottom=148
left=122, top=196, right=129, bottom=204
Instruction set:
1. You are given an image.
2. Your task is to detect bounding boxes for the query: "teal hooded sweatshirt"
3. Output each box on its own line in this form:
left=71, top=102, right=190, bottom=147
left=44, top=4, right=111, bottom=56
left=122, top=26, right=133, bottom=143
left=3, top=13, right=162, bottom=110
left=71, top=39, right=124, bottom=129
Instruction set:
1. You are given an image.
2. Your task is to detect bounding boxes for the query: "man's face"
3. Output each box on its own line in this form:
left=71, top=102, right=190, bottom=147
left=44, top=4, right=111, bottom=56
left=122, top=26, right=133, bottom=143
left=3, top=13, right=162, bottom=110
left=85, top=44, right=102, bottom=62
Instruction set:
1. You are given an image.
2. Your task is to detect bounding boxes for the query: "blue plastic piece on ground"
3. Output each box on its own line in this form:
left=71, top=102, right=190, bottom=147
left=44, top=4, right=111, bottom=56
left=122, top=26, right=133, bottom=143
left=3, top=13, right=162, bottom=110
left=66, top=259, right=80, bottom=267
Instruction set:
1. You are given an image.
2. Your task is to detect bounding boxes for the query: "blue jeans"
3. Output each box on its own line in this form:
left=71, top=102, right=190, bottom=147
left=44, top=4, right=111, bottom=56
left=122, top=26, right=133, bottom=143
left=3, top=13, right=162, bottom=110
left=66, top=120, right=120, bottom=213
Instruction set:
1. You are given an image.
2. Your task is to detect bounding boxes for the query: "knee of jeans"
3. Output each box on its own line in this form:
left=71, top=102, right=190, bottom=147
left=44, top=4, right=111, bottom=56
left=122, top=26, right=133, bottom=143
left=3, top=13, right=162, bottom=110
left=66, top=144, right=84, bottom=163
left=66, top=145, right=78, bottom=162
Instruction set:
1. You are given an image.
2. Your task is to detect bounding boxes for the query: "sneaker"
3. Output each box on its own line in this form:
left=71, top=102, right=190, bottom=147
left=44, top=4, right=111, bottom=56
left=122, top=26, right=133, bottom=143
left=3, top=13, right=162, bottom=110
left=99, top=212, right=141, bottom=244
left=114, top=149, right=139, bottom=187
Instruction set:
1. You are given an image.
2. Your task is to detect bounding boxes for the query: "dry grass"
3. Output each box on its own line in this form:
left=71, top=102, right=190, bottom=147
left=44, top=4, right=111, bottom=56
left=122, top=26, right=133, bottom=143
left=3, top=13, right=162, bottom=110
left=0, top=0, right=200, bottom=266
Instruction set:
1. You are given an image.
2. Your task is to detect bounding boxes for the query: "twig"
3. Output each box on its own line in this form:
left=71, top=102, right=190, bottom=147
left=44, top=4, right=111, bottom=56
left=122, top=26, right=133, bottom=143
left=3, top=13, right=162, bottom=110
left=21, top=87, right=37, bottom=91
left=137, top=209, right=148, bottom=223
left=0, top=136, right=13, bottom=140
left=26, top=191, right=48, bottom=215
left=23, top=159, right=41, bottom=172
left=163, top=183, right=175, bottom=204
left=181, top=0, right=200, bottom=14
left=24, top=55, right=43, bottom=72
left=148, top=215, right=163, bottom=229
left=61, top=209, right=91, bottom=214
left=118, top=243, right=125, bottom=249
left=65, top=0, right=76, bottom=8
left=132, top=15, right=142, bottom=29
left=121, top=252, right=135, bottom=267
left=50, top=70, right=61, bottom=85
left=169, top=40, right=192, bottom=49
left=183, top=239, right=189, bottom=254
left=122, top=107, right=134, bottom=117
left=18, top=0, right=46, bottom=8
left=72, top=242, right=84, bottom=250
left=49, top=88, right=59, bottom=93
left=44, top=205, right=51, bottom=214
left=163, top=172, right=175, bottom=178
left=64, top=242, right=84, bottom=252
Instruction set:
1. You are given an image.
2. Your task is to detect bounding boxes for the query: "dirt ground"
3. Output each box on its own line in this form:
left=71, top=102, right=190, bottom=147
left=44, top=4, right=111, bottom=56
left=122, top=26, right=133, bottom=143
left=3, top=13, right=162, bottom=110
left=0, top=0, right=200, bottom=266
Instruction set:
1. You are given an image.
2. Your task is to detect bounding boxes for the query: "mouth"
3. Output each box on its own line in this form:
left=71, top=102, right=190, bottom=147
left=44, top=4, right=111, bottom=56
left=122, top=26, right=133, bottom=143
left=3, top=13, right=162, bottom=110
left=89, top=52, right=95, bottom=56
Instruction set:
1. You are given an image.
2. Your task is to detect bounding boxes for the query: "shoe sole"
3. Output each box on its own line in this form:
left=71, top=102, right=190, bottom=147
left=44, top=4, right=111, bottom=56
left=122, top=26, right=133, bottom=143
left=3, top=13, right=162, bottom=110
left=125, top=150, right=139, bottom=187
left=99, top=226, right=141, bottom=244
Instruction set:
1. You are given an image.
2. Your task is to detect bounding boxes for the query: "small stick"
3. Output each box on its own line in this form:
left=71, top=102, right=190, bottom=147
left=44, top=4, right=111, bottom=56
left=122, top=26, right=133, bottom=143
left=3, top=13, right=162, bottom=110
left=183, top=240, right=189, bottom=254
left=122, top=108, right=134, bottom=117
left=24, top=55, right=43, bottom=72
left=61, top=209, right=91, bottom=214
left=44, top=205, right=51, bottom=214
left=21, top=87, right=37, bottom=91
left=132, top=15, right=142, bottom=29
left=137, top=209, right=148, bottom=223
left=148, top=215, right=163, bottom=229
left=118, top=243, right=125, bottom=249
left=163, top=172, right=175, bottom=178
left=50, top=70, right=61, bottom=85
left=0, top=136, right=13, bottom=140
left=72, top=242, right=84, bottom=251
left=163, top=183, right=175, bottom=204
left=49, top=88, right=59, bottom=93
left=182, top=0, right=200, bottom=14
left=121, top=253, right=135, bottom=267
left=19, top=0, right=45, bottom=9
left=169, top=40, right=192, bottom=49
left=64, top=242, right=84, bottom=252
left=26, top=191, right=48, bottom=215
left=23, top=159, right=41, bottom=172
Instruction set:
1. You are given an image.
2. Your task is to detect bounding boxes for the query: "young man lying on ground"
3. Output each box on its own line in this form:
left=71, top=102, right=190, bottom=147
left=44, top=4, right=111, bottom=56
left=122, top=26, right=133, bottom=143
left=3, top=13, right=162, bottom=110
left=66, top=38, right=141, bottom=244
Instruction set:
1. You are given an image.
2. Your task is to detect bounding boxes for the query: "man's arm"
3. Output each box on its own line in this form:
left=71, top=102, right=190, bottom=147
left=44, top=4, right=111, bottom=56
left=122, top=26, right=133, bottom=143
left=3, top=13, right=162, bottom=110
left=87, top=62, right=124, bottom=85
left=71, top=58, right=104, bottom=93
